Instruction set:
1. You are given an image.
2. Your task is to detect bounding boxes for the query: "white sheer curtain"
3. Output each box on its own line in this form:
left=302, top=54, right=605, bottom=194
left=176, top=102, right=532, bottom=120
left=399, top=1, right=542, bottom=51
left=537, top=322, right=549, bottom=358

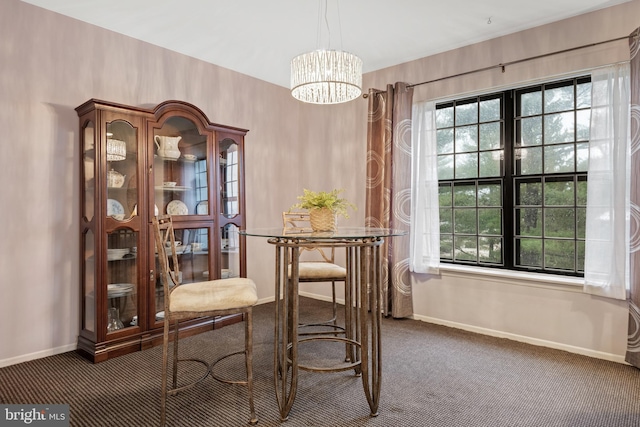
left=410, top=101, right=440, bottom=274
left=584, top=63, right=631, bottom=300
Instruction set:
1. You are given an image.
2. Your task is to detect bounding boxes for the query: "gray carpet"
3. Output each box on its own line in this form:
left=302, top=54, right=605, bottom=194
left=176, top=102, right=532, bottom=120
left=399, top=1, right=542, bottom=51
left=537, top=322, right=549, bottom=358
left=1, top=297, right=640, bottom=427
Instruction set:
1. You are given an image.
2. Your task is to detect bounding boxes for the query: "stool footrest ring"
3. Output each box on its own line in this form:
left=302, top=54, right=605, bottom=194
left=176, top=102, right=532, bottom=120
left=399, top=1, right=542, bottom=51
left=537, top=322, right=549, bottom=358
left=167, top=358, right=211, bottom=396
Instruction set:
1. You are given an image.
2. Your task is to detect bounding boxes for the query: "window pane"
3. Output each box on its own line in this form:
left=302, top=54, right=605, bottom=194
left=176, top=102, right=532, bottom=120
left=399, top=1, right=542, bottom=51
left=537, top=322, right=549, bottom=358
left=456, top=102, right=478, bottom=126
left=454, top=184, right=476, bottom=207
left=517, top=208, right=542, bottom=236
left=479, top=151, right=501, bottom=177
left=521, top=91, right=542, bottom=116
left=544, top=145, right=575, bottom=174
left=517, top=238, right=542, bottom=267
left=577, top=207, right=586, bottom=239
left=577, top=82, right=591, bottom=108
left=454, top=209, right=477, bottom=234
left=544, top=208, right=575, bottom=238
left=455, top=153, right=478, bottom=178
left=518, top=147, right=542, bottom=175
left=544, top=180, right=574, bottom=206
left=577, top=241, right=585, bottom=272
left=436, top=106, right=454, bottom=128
left=545, top=85, right=574, bottom=113
left=440, top=208, right=452, bottom=233
left=517, top=181, right=542, bottom=206
left=438, top=155, right=454, bottom=180
left=576, top=110, right=590, bottom=141
left=478, top=208, right=501, bottom=235
left=479, top=122, right=501, bottom=150
left=479, top=237, right=502, bottom=263
left=437, top=129, right=454, bottom=154
left=480, top=98, right=501, bottom=122
left=576, top=142, right=589, bottom=172
left=455, top=125, right=478, bottom=152
left=544, top=240, right=575, bottom=270
left=454, top=236, right=477, bottom=261
left=478, top=183, right=501, bottom=206
left=576, top=180, right=587, bottom=205
left=441, top=235, right=453, bottom=259
left=439, top=185, right=453, bottom=206
left=518, top=117, right=542, bottom=146
left=544, top=112, right=574, bottom=144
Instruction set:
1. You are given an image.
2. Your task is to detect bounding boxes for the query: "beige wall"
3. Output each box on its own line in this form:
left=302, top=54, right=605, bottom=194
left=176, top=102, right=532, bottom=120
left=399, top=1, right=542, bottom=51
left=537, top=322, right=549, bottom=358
left=1, top=0, right=638, bottom=366
left=363, top=0, right=640, bottom=362
left=0, top=0, right=366, bottom=365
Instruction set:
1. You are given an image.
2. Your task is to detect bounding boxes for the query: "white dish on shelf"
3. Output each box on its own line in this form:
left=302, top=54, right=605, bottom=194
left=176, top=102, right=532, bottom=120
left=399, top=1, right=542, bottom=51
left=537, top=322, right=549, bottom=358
left=167, top=200, right=188, bottom=215
left=183, top=154, right=197, bottom=161
left=156, top=311, right=165, bottom=320
left=196, top=201, right=208, bottom=215
left=107, top=283, right=134, bottom=298
left=107, top=199, right=125, bottom=220
left=107, top=248, right=129, bottom=260
left=156, top=185, right=190, bottom=191
left=163, top=181, right=177, bottom=187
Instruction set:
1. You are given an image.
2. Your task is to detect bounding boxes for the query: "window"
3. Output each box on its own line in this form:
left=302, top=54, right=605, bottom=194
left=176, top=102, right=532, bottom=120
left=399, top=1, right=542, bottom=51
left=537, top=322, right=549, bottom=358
left=436, top=77, right=590, bottom=276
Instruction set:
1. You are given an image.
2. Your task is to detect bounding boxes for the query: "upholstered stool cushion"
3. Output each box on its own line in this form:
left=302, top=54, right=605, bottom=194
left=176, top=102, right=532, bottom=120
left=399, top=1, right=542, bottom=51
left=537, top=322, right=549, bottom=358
left=289, top=262, right=347, bottom=280
left=170, top=277, right=258, bottom=313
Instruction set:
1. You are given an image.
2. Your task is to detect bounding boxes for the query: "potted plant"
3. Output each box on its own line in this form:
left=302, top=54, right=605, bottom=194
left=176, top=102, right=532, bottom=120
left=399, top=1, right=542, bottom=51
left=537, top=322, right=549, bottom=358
left=291, top=188, right=356, bottom=231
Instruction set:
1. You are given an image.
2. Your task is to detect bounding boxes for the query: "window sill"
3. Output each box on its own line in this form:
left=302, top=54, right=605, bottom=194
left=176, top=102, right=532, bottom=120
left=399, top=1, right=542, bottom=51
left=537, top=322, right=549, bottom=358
left=436, top=264, right=584, bottom=293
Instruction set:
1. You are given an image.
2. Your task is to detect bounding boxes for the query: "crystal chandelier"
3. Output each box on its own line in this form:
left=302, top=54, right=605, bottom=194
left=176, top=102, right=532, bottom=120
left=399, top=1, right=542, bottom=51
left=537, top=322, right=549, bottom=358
left=106, top=138, right=126, bottom=161
left=291, top=50, right=362, bottom=104
left=290, top=1, right=362, bottom=104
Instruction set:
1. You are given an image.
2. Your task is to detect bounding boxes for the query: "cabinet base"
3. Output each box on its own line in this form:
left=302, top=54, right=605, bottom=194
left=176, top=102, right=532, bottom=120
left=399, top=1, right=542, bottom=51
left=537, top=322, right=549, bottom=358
left=77, top=314, right=243, bottom=363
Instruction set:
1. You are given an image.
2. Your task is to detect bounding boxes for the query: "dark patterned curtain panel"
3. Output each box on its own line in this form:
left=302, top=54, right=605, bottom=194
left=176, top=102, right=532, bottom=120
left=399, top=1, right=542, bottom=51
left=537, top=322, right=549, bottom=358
left=626, top=27, right=640, bottom=368
left=365, top=82, right=414, bottom=318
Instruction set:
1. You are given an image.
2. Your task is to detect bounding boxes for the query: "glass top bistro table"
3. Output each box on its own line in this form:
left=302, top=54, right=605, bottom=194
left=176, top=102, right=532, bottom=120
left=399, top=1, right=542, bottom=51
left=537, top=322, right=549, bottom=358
left=240, top=227, right=406, bottom=421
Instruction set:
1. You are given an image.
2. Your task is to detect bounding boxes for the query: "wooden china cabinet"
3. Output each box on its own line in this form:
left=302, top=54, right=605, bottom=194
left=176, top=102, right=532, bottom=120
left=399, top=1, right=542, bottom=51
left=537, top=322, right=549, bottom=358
left=76, top=99, right=247, bottom=363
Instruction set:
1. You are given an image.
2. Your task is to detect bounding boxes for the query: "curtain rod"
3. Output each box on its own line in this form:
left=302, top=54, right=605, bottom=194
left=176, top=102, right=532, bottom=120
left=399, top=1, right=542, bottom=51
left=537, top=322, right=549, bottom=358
left=397, top=35, right=632, bottom=90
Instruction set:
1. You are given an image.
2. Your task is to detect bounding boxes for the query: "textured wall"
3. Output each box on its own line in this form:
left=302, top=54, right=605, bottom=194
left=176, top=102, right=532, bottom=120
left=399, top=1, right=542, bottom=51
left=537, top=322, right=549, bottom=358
left=362, top=0, right=640, bottom=361
left=2, top=0, right=639, bottom=366
left=0, top=0, right=366, bottom=365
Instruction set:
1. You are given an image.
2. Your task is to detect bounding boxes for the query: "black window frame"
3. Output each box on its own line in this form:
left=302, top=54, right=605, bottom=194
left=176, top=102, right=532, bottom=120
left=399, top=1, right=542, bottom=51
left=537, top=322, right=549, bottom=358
left=435, top=76, right=590, bottom=277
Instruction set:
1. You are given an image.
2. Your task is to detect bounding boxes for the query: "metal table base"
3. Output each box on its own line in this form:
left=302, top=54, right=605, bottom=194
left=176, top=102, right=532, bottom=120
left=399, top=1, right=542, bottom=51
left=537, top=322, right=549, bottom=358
left=270, top=236, right=384, bottom=421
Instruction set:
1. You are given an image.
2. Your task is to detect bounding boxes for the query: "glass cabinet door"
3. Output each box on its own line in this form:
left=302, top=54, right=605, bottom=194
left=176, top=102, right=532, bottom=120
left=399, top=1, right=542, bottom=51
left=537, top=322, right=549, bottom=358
left=153, top=227, right=211, bottom=325
left=82, top=121, right=96, bottom=333
left=106, top=230, right=139, bottom=332
left=106, top=120, right=138, bottom=220
left=105, top=119, right=140, bottom=334
left=220, top=138, right=239, bottom=218
left=153, top=117, right=209, bottom=217
left=221, top=223, right=240, bottom=278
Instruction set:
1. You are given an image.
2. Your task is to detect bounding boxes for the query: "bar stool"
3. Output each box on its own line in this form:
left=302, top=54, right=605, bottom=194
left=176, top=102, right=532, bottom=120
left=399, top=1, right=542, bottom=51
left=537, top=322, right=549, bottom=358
left=282, top=212, right=347, bottom=334
left=152, top=215, right=258, bottom=426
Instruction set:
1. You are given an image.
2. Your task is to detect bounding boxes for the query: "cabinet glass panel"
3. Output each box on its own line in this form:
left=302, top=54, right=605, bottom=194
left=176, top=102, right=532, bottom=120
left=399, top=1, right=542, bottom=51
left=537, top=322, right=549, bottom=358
left=106, top=120, right=138, bottom=220
left=83, top=121, right=95, bottom=221
left=220, top=139, right=239, bottom=218
left=106, top=230, right=138, bottom=333
left=83, top=229, right=95, bottom=333
left=221, top=224, right=240, bottom=278
left=153, top=227, right=210, bottom=324
left=153, top=117, right=208, bottom=216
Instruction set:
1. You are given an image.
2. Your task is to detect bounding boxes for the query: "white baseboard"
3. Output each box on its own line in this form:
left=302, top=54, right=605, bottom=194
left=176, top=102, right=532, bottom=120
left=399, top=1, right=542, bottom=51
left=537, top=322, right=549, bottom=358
left=6, top=298, right=617, bottom=368
left=283, top=294, right=627, bottom=364
left=411, top=313, right=628, bottom=364
left=0, top=343, right=77, bottom=368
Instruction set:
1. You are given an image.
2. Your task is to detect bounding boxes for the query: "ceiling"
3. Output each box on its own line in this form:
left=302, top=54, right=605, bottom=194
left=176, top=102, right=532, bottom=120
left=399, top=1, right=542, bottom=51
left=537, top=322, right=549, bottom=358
left=21, top=0, right=632, bottom=88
